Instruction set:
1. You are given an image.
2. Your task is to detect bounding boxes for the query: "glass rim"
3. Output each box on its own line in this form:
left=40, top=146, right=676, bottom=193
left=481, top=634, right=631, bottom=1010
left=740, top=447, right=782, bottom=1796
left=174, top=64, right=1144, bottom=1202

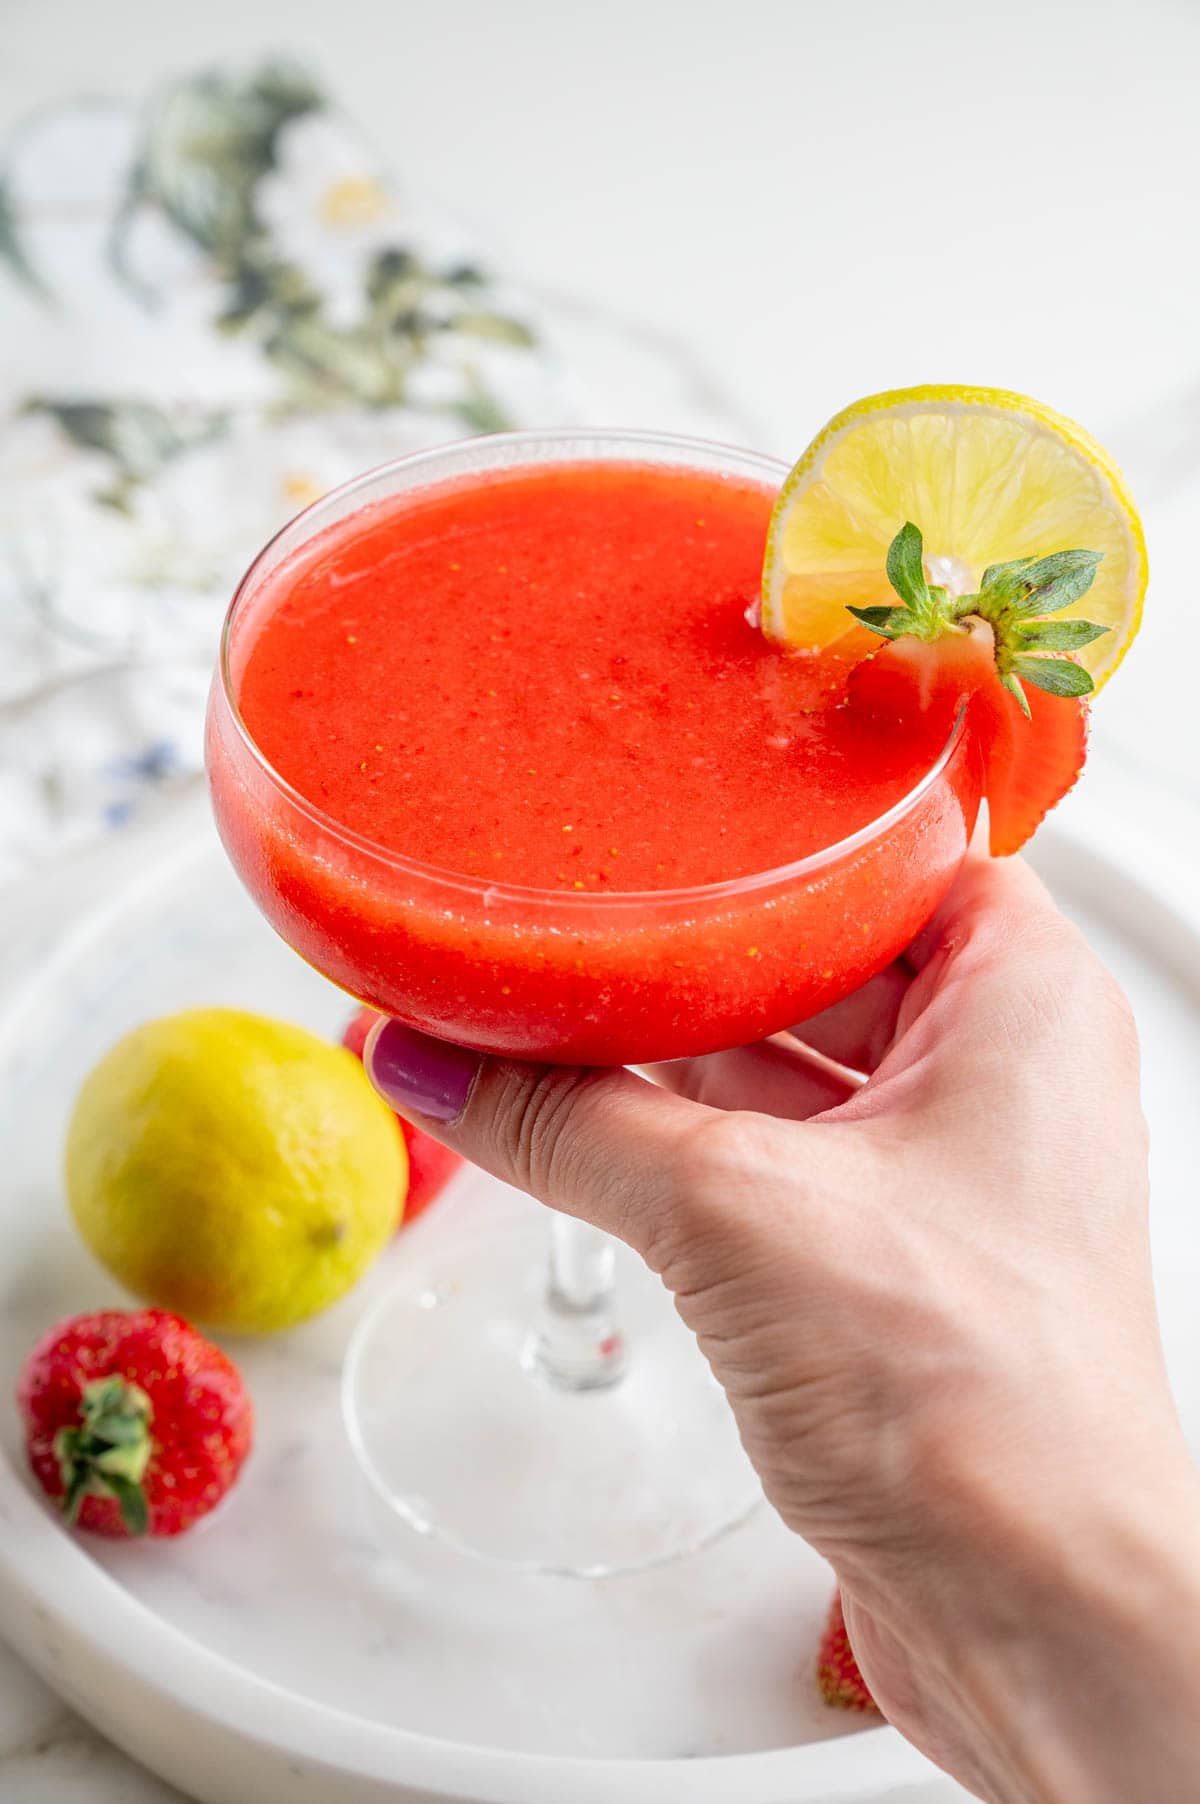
left=216, top=426, right=970, bottom=909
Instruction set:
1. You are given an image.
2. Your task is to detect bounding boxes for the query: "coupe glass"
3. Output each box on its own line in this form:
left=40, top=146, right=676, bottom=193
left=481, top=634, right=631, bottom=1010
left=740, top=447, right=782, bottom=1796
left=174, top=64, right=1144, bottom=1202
left=206, top=429, right=982, bottom=1575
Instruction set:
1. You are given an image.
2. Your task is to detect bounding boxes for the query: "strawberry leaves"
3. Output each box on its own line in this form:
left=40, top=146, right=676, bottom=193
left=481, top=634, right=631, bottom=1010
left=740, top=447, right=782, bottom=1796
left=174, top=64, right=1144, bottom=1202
left=1008, top=656, right=1095, bottom=699
left=53, top=1374, right=154, bottom=1535
left=851, top=524, right=1109, bottom=717
left=885, top=519, right=950, bottom=634
left=978, top=547, right=1102, bottom=618
left=1014, top=617, right=1110, bottom=651
left=849, top=520, right=954, bottom=642
left=967, top=544, right=1108, bottom=712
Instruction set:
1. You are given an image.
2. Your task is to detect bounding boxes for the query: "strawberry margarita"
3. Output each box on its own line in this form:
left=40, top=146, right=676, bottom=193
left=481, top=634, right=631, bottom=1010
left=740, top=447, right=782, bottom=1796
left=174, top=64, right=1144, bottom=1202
left=204, top=413, right=1135, bottom=1575
left=207, top=435, right=982, bottom=1065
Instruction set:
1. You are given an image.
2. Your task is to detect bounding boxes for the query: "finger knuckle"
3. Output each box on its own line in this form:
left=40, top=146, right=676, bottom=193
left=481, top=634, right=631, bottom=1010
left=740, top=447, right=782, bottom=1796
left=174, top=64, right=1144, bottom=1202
left=1030, top=920, right=1139, bottom=1058
left=673, top=1109, right=780, bottom=1200
left=1099, top=970, right=1140, bottom=1063
left=642, top=1111, right=790, bottom=1279
left=978, top=915, right=1112, bottom=1054
left=494, top=1065, right=605, bottom=1203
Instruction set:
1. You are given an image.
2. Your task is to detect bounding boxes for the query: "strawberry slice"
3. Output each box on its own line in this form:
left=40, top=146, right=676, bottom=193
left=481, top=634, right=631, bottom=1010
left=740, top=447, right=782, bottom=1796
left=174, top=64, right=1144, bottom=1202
left=816, top=1590, right=879, bottom=1712
left=342, top=1007, right=464, bottom=1224
left=964, top=657, right=1088, bottom=858
left=842, top=524, right=1100, bottom=856
left=847, top=623, right=1088, bottom=857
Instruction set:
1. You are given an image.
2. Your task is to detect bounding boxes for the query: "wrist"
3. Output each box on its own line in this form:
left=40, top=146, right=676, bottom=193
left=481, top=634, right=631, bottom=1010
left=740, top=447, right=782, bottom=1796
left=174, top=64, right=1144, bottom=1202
left=931, top=1447, right=1200, bottom=1803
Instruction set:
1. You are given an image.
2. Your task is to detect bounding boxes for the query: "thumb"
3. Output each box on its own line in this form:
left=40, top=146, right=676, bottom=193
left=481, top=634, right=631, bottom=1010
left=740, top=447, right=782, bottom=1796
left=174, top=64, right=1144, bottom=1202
left=364, top=1018, right=706, bottom=1259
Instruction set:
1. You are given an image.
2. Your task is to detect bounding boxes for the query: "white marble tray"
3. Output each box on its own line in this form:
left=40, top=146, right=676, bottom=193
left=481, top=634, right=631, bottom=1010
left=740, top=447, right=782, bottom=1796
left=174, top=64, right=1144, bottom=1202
left=0, top=776, right=1197, bottom=1804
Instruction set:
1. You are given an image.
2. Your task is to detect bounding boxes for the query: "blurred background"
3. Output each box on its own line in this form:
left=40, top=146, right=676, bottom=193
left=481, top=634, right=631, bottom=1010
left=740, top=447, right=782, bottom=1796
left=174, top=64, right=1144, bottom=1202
left=3, top=0, right=1199, bottom=889
left=2, top=1, right=1199, bottom=1797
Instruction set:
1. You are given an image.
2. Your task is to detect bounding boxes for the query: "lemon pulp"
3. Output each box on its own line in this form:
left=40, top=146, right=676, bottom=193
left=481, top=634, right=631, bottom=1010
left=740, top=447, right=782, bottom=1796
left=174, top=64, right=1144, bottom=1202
left=762, top=385, right=1146, bottom=692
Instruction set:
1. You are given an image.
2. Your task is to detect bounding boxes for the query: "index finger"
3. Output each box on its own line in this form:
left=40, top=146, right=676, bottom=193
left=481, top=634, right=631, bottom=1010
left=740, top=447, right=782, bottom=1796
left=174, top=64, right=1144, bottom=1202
left=792, top=851, right=1049, bottom=1075
left=792, top=961, right=913, bottom=1074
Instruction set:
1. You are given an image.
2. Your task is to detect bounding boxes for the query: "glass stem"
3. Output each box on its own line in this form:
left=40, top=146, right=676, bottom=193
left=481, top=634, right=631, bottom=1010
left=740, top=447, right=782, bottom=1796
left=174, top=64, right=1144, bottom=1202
left=524, top=1214, right=627, bottom=1391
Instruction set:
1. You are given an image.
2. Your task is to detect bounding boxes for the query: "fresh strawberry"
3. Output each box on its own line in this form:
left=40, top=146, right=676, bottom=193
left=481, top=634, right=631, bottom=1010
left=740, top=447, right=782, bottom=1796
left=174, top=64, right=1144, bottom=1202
left=341, top=1005, right=377, bottom=1063
left=396, top=1123, right=466, bottom=1223
left=817, top=1590, right=879, bottom=1712
left=844, top=524, right=1102, bottom=856
left=17, top=1308, right=252, bottom=1537
left=966, top=658, right=1089, bottom=857
left=848, top=621, right=1088, bottom=856
left=342, top=1007, right=464, bottom=1223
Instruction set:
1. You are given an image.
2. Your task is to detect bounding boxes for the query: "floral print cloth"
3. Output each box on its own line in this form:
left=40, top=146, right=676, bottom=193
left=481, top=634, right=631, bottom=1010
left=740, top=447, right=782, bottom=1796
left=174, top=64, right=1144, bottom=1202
left=0, top=59, right=580, bottom=885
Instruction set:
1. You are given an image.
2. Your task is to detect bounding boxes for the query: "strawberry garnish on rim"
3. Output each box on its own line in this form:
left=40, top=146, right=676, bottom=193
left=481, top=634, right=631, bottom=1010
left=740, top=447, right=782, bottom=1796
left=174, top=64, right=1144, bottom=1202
left=845, top=522, right=1105, bottom=856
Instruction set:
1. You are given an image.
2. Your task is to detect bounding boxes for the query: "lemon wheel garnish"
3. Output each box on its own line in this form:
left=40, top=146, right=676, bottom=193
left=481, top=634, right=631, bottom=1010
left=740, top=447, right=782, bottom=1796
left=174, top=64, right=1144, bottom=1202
left=761, top=385, right=1146, bottom=693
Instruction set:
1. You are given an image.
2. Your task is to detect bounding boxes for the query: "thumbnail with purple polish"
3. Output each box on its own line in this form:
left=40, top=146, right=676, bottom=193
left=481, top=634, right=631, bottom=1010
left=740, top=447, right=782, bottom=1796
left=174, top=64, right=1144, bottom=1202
left=367, top=1020, right=480, bottom=1123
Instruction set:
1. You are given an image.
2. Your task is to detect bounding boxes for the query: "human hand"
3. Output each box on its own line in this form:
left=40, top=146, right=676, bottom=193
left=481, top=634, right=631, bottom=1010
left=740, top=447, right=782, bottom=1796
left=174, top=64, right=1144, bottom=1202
left=366, top=854, right=1200, bottom=1803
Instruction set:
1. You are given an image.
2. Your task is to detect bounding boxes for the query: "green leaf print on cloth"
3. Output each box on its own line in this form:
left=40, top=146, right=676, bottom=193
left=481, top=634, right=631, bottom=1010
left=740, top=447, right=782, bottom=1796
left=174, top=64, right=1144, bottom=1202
left=0, top=58, right=568, bottom=878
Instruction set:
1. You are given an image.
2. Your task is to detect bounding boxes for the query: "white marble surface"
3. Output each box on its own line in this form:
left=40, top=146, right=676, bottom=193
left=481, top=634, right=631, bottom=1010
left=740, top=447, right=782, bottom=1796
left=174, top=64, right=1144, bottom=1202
left=0, top=1652, right=188, bottom=1803
left=0, top=812, right=973, bottom=1804
left=4, top=0, right=1200, bottom=1797
left=0, top=819, right=195, bottom=1802
left=0, top=777, right=1197, bottom=1804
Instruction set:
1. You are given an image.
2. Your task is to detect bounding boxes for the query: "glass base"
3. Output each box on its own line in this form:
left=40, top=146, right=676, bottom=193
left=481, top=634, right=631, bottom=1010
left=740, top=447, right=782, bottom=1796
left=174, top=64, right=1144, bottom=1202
left=342, top=1216, right=762, bottom=1576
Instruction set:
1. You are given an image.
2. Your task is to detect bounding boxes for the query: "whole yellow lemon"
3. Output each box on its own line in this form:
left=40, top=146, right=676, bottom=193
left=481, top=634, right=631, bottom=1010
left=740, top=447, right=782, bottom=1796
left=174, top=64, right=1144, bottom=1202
left=65, top=1008, right=406, bottom=1333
